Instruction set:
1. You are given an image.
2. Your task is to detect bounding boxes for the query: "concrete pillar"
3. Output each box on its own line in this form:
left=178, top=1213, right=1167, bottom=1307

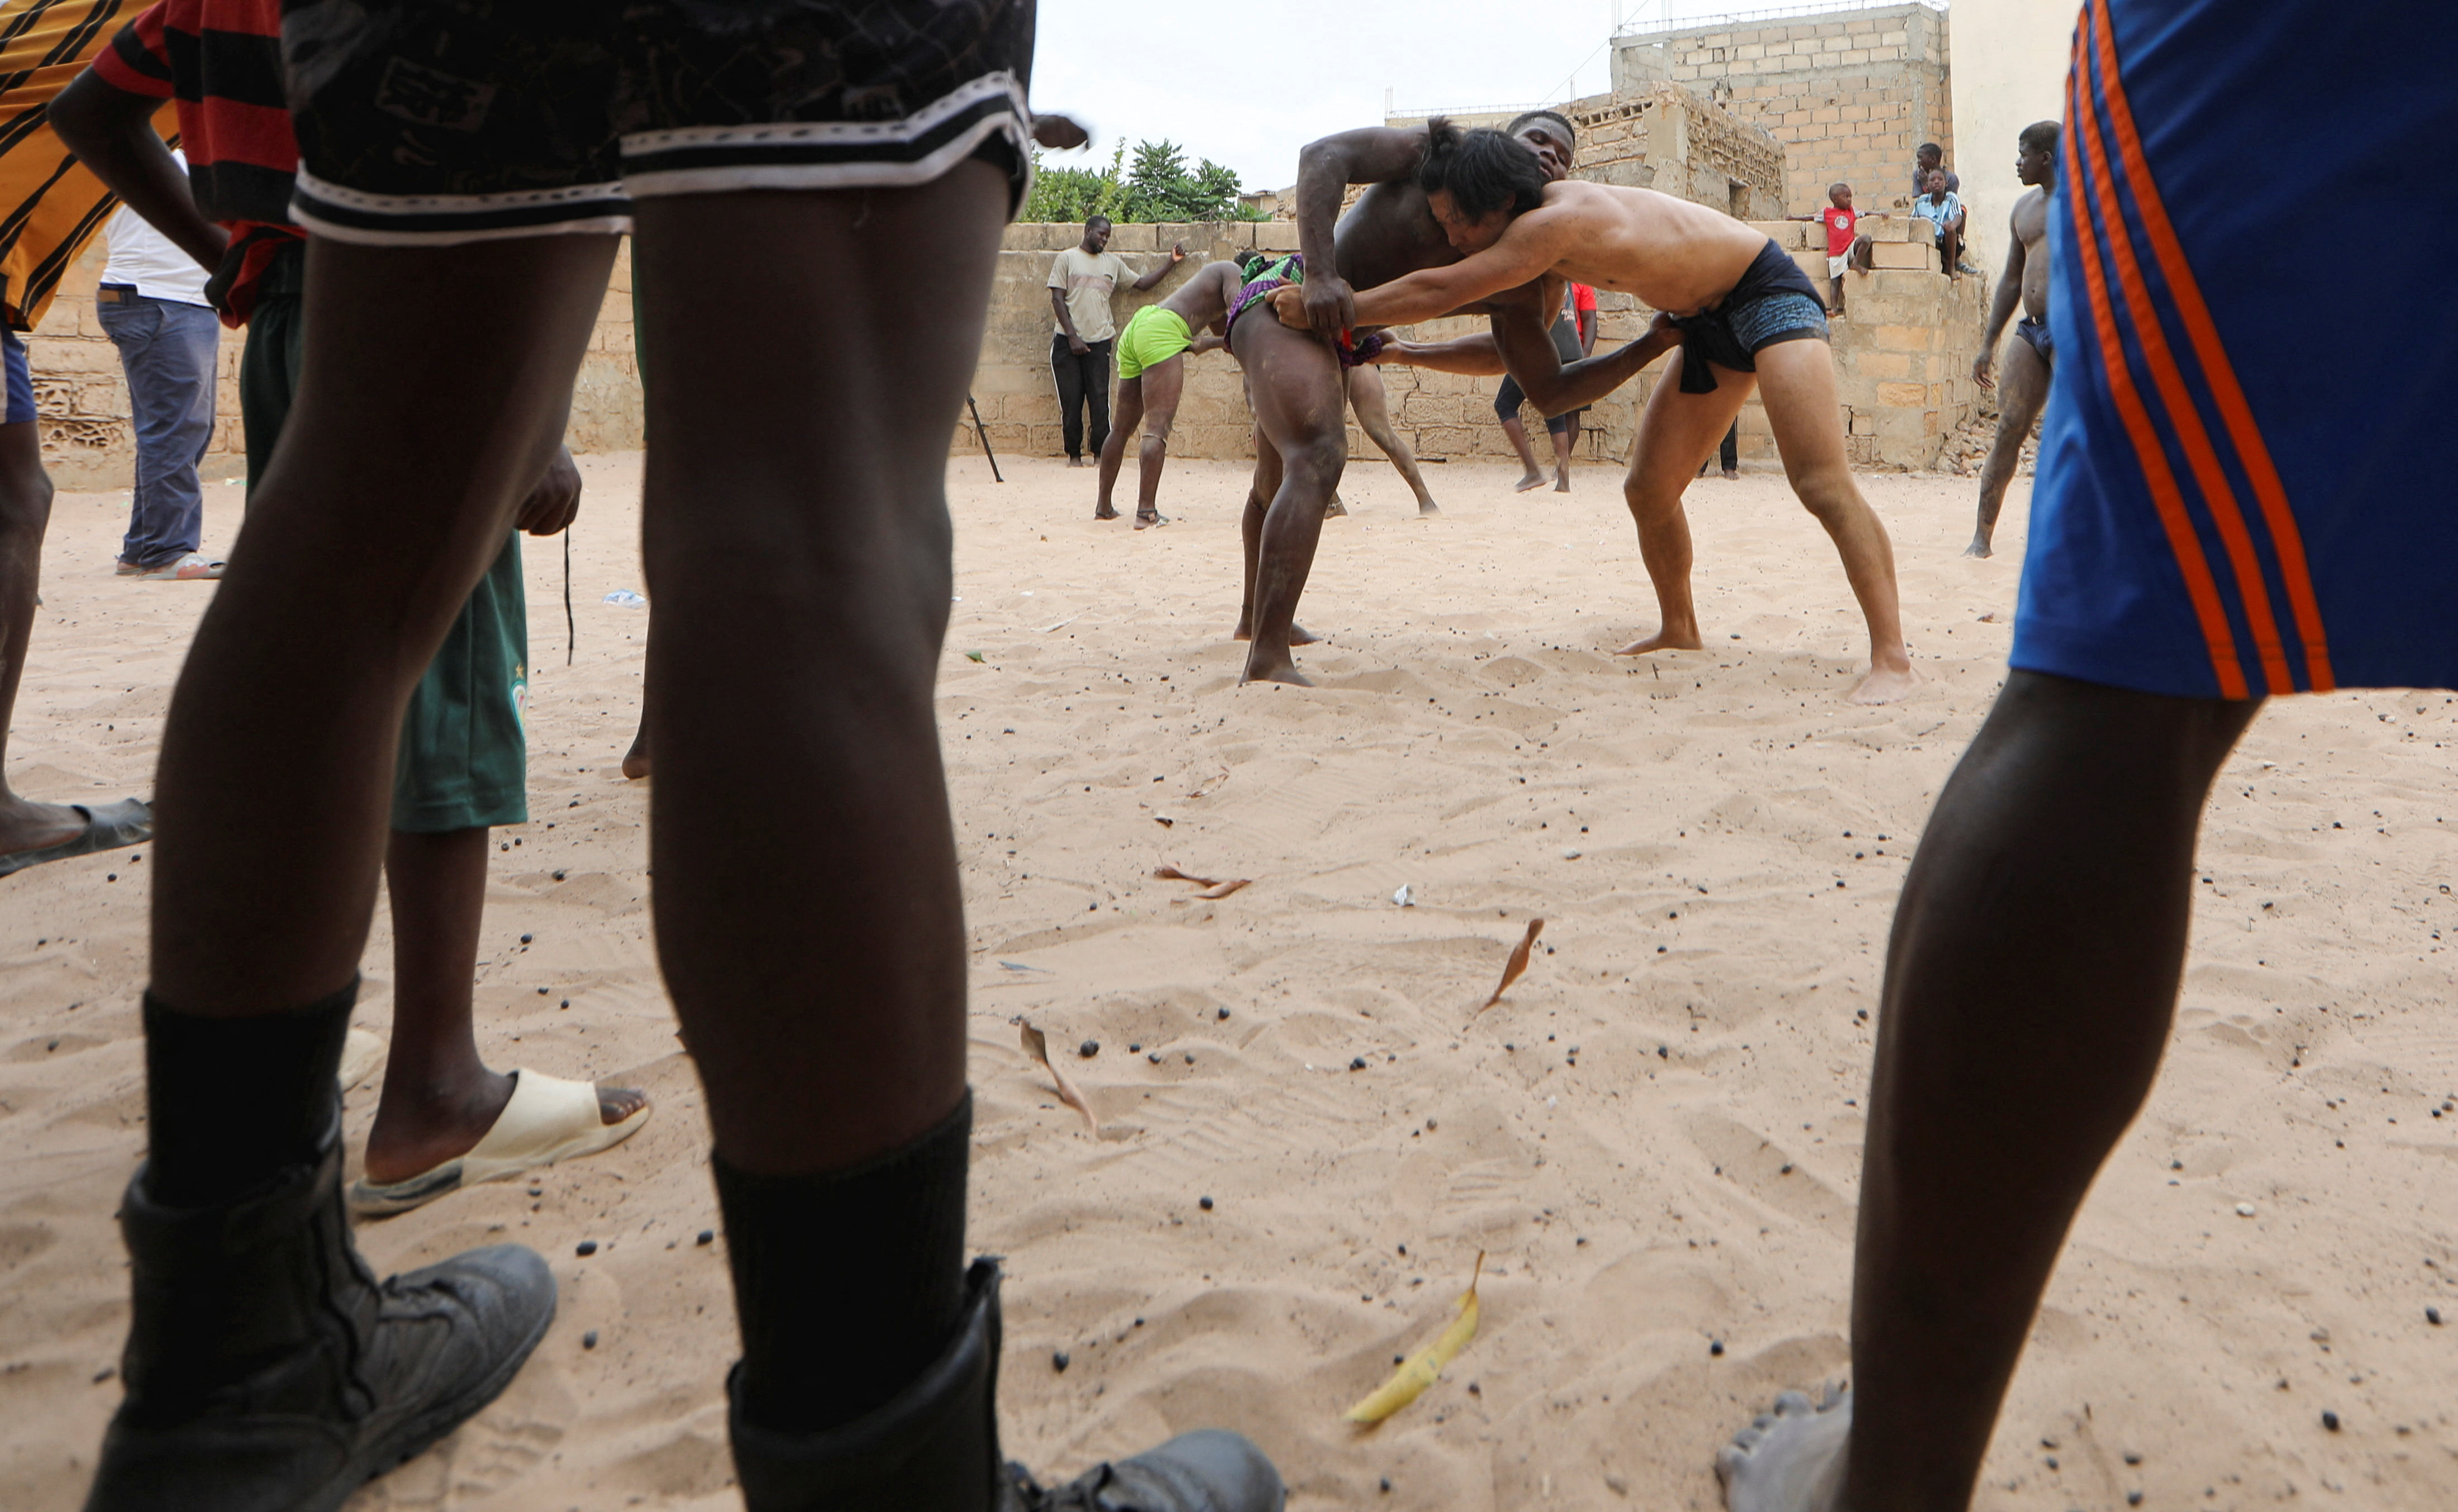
left=1947, top=0, right=2079, bottom=275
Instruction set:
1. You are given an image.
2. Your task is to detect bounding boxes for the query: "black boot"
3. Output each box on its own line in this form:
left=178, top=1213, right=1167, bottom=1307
left=730, top=1258, right=1284, bottom=1512
left=85, top=1127, right=557, bottom=1512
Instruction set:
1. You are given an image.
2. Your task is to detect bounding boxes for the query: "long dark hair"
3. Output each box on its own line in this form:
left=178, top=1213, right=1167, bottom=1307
left=1417, top=117, right=1548, bottom=221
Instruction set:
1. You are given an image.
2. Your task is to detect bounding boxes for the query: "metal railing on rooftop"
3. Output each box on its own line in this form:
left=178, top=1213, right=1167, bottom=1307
left=1612, top=0, right=1945, bottom=39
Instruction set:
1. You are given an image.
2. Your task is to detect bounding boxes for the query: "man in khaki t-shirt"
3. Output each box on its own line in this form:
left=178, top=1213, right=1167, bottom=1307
left=1047, top=215, right=1184, bottom=465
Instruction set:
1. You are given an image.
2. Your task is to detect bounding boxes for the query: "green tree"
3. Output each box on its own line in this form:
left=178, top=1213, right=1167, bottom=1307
left=1023, top=139, right=1261, bottom=224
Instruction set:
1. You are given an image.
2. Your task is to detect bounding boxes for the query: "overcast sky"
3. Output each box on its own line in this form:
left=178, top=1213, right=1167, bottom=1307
left=1028, top=1, right=1762, bottom=195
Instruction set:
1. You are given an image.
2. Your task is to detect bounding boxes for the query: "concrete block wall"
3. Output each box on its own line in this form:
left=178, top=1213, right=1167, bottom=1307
left=1560, top=84, right=1788, bottom=221
left=32, top=238, right=646, bottom=488
left=30, top=241, right=244, bottom=490
left=1615, top=2, right=1954, bottom=218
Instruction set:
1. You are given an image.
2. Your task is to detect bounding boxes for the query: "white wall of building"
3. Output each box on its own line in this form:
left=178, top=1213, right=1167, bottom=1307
left=1947, top=0, right=2080, bottom=276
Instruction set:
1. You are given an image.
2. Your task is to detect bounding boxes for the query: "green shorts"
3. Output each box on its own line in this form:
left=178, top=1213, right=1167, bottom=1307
left=1113, top=304, right=1193, bottom=381
left=241, top=242, right=529, bottom=835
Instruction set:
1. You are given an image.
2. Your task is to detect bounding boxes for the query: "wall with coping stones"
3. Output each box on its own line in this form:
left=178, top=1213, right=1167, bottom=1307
left=1616, top=3, right=1953, bottom=219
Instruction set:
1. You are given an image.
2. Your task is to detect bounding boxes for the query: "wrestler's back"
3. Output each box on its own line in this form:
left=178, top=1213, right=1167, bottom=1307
left=1547, top=184, right=1765, bottom=314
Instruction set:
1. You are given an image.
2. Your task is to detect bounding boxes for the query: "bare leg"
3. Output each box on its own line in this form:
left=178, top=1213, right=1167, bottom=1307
left=1499, top=413, right=1545, bottom=492
left=150, top=234, right=618, bottom=1015
left=1093, top=375, right=1144, bottom=521
left=1966, top=338, right=2050, bottom=559
left=1546, top=416, right=1575, bottom=492
left=1132, top=356, right=1183, bottom=527
left=1230, top=317, right=1345, bottom=686
left=1717, top=673, right=2257, bottom=1512
left=1614, top=347, right=1749, bottom=657
left=1232, top=433, right=1317, bottom=646
left=633, top=169, right=1006, bottom=1172
left=364, top=826, right=646, bottom=1184
left=1751, top=338, right=1917, bottom=704
left=1345, top=364, right=1438, bottom=515
left=0, top=419, right=79, bottom=858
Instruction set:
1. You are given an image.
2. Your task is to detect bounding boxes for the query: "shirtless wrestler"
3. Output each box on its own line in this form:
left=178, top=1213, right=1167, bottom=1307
left=1319, top=121, right=1919, bottom=705
left=1965, top=121, right=2060, bottom=559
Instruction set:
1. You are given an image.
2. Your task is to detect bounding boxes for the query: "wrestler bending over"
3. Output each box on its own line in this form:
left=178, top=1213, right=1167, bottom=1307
left=1093, top=259, right=1241, bottom=527
left=1325, top=121, right=1919, bottom=704
left=1232, top=110, right=1673, bottom=685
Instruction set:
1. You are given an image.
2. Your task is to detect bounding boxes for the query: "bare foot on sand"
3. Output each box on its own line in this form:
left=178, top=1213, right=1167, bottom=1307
left=1513, top=471, right=1546, bottom=493
left=1240, top=652, right=1312, bottom=687
left=1717, top=1386, right=1849, bottom=1512
left=1848, top=659, right=1921, bottom=705
left=1613, top=625, right=1704, bottom=656
left=1233, top=621, right=1318, bottom=646
left=1415, top=496, right=1442, bottom=517
left=1324, top=495, right=1348, bottom=518
left=622, top=728, right=651, bottom=780
left=1961, top=537, right=1992, bottom=559
left=1554, top=471, right=1571, bottom=493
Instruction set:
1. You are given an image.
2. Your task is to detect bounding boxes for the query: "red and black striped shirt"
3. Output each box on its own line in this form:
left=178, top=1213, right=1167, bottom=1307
left=92, top=0, right=292, bottom=227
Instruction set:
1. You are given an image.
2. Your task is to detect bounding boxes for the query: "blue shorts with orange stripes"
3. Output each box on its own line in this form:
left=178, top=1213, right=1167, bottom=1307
left=2011, top=0, right=2458, bottom=701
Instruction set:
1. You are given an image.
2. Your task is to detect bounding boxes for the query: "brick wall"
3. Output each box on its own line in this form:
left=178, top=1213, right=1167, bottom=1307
left=1617, top=2, right=1954, bottom=217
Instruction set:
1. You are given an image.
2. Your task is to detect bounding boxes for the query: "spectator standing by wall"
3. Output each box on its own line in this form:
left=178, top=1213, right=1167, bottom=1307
left=1047, top=216, right=1184, bottom=466
left=1494, top=280, right=1595, bottom=494
left=100, top=146, right=222, bottom=580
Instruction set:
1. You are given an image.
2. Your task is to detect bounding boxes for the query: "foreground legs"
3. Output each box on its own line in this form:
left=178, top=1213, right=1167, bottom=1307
left=0, top=418, right=80, bottom=860
left=1966, top=337, right=2050, bottom=559
left=1719, top=672, right=2257, bottom=1512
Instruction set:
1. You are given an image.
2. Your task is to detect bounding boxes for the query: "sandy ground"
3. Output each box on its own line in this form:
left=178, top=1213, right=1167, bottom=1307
left=4, top=450, right=2458, bottom=1510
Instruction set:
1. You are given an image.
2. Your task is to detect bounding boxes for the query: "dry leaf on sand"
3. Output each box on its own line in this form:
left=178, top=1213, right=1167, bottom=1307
left=1017, top=1020, right=1099, bottom=1133
left=1477, top=918, right=1545, bottom=1012
left=1194, top=878, right=1252, bottom=900
left=1345, top=1252, right=1483, bottom=1424
left=1153, top=865, right=1220, bottom=886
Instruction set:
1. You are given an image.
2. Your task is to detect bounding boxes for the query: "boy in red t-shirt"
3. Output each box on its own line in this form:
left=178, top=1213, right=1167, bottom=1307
left=1791, top=182, right=1874, bottom=315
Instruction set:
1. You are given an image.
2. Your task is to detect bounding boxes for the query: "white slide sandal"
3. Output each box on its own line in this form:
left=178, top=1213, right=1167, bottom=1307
left=348, top=1068, right=651, bottom=1218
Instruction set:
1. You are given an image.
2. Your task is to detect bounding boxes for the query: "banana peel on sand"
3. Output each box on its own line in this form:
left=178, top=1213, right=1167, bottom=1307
left=1345, top=1252, right=1483, bottom=1425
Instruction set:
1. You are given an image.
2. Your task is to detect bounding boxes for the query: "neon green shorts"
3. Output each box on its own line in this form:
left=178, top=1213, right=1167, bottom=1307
left=1113, top=304, right=1194, bottom=382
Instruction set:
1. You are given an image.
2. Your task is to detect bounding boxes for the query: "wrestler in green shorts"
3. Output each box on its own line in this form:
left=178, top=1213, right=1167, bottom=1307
left=1114, top=303, right=1195, bottom=381
left=244, top=243, right=528, bottom=833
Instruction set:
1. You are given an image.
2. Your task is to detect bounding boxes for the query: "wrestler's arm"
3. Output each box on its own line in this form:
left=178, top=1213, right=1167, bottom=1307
left=1974, top=203, right=2029, bottom=388
left=1379, top=312, right=1680, bottom=413
left=1345, top=209, right=1569, bottom=329
left=1292, top=125, right=1427, bottom=335
left=1492, top=306, right=1681, bottom=416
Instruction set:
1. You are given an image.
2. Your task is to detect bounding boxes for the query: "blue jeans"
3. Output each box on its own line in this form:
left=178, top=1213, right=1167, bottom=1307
left=98, top=289, right=220, bottom=567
